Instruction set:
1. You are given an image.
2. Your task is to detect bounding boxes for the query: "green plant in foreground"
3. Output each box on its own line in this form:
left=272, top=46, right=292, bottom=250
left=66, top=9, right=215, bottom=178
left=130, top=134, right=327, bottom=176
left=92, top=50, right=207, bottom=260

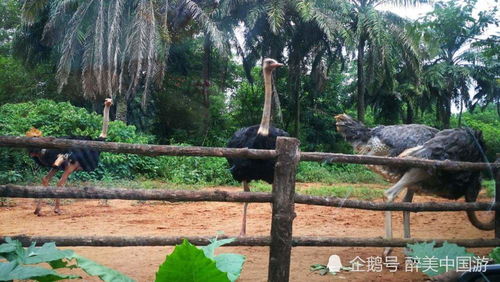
left=0, top=237, right=134, bottom=282
left=490, top=247, right=500, bottom=264
left=406, top=242, right=474, bottom=276
left=156, top=237, right=245, bottom=282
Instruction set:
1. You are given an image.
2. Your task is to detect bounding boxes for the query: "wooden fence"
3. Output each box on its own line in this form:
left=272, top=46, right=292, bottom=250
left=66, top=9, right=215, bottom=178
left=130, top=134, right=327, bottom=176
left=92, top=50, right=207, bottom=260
left=0, top=136, right=499, bottom=281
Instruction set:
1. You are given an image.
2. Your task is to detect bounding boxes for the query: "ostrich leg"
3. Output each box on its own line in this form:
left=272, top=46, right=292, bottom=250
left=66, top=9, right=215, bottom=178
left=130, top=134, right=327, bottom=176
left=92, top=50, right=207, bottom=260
left=240, top=181, right=250, bottom=236
left=34, top=168, right=58, bottom=216
left=53, top=163, right=79, bottom=214
left=403, top=190, right=415, bottom=239
left=402, top=189, right=415, bottom=256
left=384, top=168, right=429, bottom=256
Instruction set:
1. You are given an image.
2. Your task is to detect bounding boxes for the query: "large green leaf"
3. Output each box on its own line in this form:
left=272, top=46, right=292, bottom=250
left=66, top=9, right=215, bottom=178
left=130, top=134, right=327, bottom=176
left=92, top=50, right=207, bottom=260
left=70, top=253, right=136, bottom=282
left=406, top=241, right=474, bottom=276
left=0, top=261, right=79, bottom=281
left=200, top=237, right=245, bottom=282
left=0, top=238, right=134, bottom=282
left=23, top=242, right=74, bottom=265
left=211, top=254, right=245, bottom=282
left=155, top=239, right=229, bottom=282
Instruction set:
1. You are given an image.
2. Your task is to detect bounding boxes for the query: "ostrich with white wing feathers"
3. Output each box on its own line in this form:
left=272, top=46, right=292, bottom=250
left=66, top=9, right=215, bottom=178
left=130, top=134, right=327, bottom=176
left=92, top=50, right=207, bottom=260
left=335, top=114, right=493, bottom=255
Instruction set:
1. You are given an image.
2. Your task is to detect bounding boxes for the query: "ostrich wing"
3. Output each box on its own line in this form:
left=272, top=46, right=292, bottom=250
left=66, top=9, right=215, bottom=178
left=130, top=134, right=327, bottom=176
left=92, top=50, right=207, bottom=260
left=371, top=124, right=438, bottom=157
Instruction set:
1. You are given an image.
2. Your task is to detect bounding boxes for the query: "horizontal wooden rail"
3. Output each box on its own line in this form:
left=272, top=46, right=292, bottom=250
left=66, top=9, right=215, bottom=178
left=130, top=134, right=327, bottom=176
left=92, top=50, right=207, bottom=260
left=301, top=152, right=498, bottom=170
left=0, top=185, right=272, bottom=203
left=294, top=194, right=498, bottom=211
left=4, top=235, right=500, bottom=248
left=0, top=136, right=498, bottom=170
left=0, top=136, right=277, bottom=159
left=1, top=185, right=498, bottom=212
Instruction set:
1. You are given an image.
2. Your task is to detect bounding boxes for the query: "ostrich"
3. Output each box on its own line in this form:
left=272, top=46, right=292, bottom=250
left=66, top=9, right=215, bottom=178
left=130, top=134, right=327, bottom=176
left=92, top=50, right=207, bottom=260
left=27, top=98, right=113, bottom=215
left=335, top=115, right=493, bottom=255
left=227, top=58, right=289, bottom=236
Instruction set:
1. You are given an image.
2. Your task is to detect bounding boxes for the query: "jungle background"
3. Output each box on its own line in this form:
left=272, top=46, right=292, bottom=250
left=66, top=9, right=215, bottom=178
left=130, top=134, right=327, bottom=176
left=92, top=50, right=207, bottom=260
left=0, top=0, right=498, bottom=188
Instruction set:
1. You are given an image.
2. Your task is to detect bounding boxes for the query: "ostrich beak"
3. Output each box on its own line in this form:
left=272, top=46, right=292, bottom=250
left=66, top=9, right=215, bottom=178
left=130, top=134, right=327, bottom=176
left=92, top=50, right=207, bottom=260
left=271, top=63, right=284, bottom=68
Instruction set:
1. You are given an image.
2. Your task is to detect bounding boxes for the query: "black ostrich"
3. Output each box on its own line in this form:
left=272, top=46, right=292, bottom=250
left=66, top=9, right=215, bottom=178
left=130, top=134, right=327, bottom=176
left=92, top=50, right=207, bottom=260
left=27, top=98, right=113, bottom=215
left=335, top=115, right=493, bottom=255
left=227, top=58, right=289, bottom=236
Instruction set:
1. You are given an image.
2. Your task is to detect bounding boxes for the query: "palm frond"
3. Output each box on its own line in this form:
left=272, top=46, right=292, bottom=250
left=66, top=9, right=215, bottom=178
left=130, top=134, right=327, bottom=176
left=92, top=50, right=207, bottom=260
left=21, top=0, right=50, bottom=25
left=93, top=0, right=106, bottom=96
left=56, top=0, right=94, bottom=93
left=266, top=0, right=285, bottom=34
left=182, top=0, right=225, bottom=51
left=107, top=0, right=125, bottom=99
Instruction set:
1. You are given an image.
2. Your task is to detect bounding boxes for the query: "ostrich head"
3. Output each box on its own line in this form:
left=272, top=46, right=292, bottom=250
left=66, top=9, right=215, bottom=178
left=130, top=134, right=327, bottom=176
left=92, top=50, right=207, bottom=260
left=26, top=127, right=43, bottom=137
left=104, top=98, right=113, bottom=107
left=262, top=58, right=283, bottom=73
left=334, top=114, right=372, bottom=152
left=26, top=127, right=43, bottom=157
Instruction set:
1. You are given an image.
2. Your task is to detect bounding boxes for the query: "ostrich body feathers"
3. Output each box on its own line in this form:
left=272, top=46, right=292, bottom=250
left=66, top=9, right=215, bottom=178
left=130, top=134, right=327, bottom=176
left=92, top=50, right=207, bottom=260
left=227, top=125, right=289, bottom=184
left=407, top=128, right=486, bottom=200
left=30, top=136, right=104, bottom=172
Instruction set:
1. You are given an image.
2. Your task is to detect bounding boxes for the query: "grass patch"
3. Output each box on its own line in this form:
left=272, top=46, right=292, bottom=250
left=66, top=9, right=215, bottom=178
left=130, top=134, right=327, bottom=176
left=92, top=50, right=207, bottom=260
left=249, top=181, right=272, bottom=192
left=299, top=185, right=385, bottom=200
left=296, top=162, right=386, bottom=184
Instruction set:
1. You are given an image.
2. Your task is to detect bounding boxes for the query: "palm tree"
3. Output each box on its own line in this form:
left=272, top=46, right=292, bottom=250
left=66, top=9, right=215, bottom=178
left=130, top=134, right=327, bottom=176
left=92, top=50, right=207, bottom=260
left=466, top=36, right=500, bottom=118
left=418, top=0, right=497, bottom=128
left=219, top=0, right=350, bottom=136
left=345, top=0, right=430, bottom=122
left=20, top=0, right=224, bottom=122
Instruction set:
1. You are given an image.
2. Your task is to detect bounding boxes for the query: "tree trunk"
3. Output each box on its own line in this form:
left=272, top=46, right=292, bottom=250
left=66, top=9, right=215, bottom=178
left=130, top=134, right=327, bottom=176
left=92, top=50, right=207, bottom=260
left=442, top=95, right=451, bottom=129
left=405, top=102, right=414, bottom=124
left=115, top=97, right=128, bottom=123
left=288, top=55, right=301, bottom=137
left=357, top=35, right=367, bottom=123
left=458, top=100, right=463, bottom=127
left=202, top=35, right=211, bottom=108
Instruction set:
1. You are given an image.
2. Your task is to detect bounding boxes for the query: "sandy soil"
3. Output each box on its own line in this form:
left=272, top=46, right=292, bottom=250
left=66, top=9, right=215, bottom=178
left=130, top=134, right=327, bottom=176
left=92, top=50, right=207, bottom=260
left=0, top=184, right=495, bottom=281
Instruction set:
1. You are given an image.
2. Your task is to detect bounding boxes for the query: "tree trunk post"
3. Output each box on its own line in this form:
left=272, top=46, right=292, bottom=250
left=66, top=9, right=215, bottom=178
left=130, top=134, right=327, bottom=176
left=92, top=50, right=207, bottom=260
left=268, top=137, right=300, bottom=282
left=495, top=154, right=500, bottom=238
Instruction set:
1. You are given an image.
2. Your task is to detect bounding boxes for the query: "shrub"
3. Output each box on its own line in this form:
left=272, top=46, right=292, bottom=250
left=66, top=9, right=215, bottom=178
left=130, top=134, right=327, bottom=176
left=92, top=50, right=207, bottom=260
left=0, top=99, right=157, bottom=182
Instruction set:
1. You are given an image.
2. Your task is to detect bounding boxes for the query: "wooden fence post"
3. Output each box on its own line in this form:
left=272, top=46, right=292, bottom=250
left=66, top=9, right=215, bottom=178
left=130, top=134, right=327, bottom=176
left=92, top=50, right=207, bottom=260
left=268, top=137, right=300, bottom=282
left=495, top=154, right=500, bottom=238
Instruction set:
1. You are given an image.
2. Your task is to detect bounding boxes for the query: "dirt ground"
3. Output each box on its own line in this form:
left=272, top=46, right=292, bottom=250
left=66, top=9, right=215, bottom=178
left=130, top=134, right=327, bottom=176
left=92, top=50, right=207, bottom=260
left=0, top=184, right=495, bottom=281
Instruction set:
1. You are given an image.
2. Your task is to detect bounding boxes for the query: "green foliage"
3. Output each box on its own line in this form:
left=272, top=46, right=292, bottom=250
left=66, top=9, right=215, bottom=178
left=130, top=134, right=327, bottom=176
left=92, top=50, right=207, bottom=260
left=155, top=239, right=230, bottom=282
left=296, top=162, right=385, bottom=184
left=0, top=237, right=133, bottom=282
left=71, top=254, right=135, bottom=282
left=156, top=154, right=236, bottom=185
left=199, top=238, right=246, bottom=282
left=0, top=99, right=156, bottom=182
left=483, top=180, right=495, bottom=198
left=457, top=106, right=500, bottom=162
left=489, top=247, right=500, bottom=264
left=406, top=241, right=474, bottom=276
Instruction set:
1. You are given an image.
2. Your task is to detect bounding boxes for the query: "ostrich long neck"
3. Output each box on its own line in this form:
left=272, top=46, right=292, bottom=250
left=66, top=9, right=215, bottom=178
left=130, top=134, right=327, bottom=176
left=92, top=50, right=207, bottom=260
left=99, top=104, right=111, bottom=139
left=257, top=69, right=273, bottom=136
